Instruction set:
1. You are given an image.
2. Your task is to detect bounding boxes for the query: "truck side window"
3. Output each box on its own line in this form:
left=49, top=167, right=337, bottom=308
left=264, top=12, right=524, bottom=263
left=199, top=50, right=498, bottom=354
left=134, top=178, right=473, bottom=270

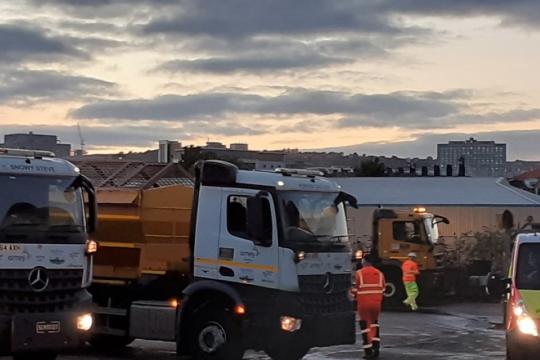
left=227, top=195, right=273, bottom=243
left=393, top=221, right=423, bottom=244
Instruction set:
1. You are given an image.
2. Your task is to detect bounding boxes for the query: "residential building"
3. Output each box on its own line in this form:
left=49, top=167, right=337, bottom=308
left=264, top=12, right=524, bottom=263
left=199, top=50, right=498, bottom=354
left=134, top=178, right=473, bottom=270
left=437, top=138, right=506, bottom=177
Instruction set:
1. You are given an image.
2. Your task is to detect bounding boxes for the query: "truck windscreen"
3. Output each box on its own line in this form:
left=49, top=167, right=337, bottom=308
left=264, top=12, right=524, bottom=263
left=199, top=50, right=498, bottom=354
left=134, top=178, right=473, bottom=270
left=516, top=243, right=540, bottom=291
left=279, top=191, right=350, bottom=251
left=0, top=174, right=85, bottom=242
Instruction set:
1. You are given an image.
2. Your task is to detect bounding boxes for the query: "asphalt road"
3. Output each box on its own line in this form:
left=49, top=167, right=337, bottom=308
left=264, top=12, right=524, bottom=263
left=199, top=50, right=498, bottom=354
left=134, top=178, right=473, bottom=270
left=2, top=303, right=505, bottom=360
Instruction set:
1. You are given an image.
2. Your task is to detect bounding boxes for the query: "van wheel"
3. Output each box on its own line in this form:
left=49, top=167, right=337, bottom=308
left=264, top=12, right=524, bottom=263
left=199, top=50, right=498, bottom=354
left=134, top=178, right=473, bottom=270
left=89, top=334, right=134, bottom=349
left=382, top=268, right=406, bottom=307
left=192, top=307, right=244, bottom=360
left=13, top=353, right=57, bottom=360
left=266, top=345, right=309, bottom=360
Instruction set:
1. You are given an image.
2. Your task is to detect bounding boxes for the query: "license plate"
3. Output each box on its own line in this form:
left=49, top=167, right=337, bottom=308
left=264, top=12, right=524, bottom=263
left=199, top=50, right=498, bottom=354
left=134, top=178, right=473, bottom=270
left=36, top=321, right=61, bottom=334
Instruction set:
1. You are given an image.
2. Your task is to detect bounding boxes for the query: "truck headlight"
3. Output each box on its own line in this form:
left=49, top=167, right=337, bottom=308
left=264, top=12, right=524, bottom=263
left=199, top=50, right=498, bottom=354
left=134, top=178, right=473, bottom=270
left=85, top=240, right=98, bottom=254
left=77, top=313, right=93, bottom=331
left=517, top=315, right=538, bottom=337
left=280, top=316, right=302, bottom=332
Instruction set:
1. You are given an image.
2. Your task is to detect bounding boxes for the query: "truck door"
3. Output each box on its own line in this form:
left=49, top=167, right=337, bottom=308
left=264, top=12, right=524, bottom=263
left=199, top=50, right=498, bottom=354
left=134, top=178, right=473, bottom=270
left=217, top=188, right=279, bottom=289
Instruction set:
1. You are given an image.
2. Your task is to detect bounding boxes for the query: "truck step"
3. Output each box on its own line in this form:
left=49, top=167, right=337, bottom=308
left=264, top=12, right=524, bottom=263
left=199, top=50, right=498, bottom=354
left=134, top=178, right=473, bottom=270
left=94, top=306, right=128, bottom=317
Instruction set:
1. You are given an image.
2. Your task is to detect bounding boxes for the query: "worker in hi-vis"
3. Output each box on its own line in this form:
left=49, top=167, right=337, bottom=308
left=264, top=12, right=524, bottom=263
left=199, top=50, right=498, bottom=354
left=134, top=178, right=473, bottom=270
left=354, top=254, right=385, bottom=359
left=402, top=252, right=420, bottom=311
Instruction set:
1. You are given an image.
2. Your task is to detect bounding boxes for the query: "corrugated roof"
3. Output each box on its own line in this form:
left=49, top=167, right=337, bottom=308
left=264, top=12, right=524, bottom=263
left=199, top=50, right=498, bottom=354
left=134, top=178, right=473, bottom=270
left=335, top=177, right=540, bottom=206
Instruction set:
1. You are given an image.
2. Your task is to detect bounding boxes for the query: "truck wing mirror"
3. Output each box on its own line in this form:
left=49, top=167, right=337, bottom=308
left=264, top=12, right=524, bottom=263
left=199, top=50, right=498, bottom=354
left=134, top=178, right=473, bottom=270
left=486, top=272, right=511, bottom=298
left=246, top=196, right=272, bottom=247
left=433, top=215, right=450, bottom=225
left=334, top=191, right=358, bottom=209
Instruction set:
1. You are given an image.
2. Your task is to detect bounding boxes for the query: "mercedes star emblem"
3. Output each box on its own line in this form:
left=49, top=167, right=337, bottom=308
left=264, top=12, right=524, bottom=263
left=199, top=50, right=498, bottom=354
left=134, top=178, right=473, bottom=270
left=28, top=267, right=50, bottom=292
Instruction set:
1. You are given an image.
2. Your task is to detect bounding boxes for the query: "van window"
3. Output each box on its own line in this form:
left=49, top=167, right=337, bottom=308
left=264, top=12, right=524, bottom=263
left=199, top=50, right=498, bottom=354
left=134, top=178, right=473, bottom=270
left=516, top=244, right=540, bottom=290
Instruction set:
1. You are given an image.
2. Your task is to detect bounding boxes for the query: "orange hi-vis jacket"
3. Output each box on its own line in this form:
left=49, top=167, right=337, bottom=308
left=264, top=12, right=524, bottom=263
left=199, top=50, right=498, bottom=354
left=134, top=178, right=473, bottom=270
left=355, top=265, right=386, bottom=304
left=402, top=259, right=419, bottom=283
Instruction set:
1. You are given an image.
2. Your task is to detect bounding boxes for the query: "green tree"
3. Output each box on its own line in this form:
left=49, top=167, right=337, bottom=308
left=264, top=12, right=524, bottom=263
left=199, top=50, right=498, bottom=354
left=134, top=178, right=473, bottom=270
left=181, top=146, right=217, bottom=171
left=451, top=229, right=510, bottom=273
left=354, top=158, right=387, bottom=177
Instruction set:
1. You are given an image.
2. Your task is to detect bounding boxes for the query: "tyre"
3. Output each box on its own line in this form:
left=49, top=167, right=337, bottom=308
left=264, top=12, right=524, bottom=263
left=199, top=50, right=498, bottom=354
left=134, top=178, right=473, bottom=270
left=266, top=345, right=309, bottom=360
left=13, top=353, right=57, bottom=360
left=88, top=334, right=134, bottom=349
left=382, top=268, right=406, bottom=308
left=192, top=307, right=244, bottom=360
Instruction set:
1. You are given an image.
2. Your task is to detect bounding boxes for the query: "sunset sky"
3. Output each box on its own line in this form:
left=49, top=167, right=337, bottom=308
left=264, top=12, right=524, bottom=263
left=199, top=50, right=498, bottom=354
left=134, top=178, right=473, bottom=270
left=1, top=0, right=540, bottom=159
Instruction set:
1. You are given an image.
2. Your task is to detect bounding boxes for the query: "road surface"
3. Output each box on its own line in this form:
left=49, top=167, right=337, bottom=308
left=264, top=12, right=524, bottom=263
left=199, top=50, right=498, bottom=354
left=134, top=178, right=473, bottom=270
left=2, top=303, right=505, bottom=360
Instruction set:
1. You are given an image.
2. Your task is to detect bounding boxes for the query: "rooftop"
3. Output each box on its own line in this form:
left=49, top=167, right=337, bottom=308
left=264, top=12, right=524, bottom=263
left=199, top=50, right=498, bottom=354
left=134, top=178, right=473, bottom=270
left=335, top=177, right=540, bottom=207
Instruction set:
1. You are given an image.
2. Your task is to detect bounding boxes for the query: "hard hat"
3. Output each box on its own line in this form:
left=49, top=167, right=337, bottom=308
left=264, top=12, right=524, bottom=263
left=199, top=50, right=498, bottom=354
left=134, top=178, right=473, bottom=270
left=408, top=252, right=417, bottom=258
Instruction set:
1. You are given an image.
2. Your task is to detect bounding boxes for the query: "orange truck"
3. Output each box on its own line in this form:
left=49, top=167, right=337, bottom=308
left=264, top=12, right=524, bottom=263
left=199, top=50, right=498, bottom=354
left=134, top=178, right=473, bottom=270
left=76, top=160, right=358, bottom=360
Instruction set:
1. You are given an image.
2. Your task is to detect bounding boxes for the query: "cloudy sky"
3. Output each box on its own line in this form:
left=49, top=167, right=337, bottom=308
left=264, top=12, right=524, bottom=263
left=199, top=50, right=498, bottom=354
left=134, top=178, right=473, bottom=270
left=1, top=0, right=540, bottom=159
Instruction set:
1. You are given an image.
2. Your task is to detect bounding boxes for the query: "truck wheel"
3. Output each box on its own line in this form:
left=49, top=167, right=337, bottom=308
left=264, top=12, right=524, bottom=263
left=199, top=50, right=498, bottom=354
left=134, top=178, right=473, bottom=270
left=266, top=346, right=309, bottom=360
left=13, top=353, right=57, bottom=360
left=192, top=308, right=244, bottom=360
left=383, top=269, right=406, bottom=307
left=88, top=334, right=134, bottom=349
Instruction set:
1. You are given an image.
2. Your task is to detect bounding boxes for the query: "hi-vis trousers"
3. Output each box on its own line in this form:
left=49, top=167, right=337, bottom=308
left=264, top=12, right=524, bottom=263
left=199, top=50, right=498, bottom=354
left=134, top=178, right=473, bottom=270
left=357, top=299, right=381, bottom=354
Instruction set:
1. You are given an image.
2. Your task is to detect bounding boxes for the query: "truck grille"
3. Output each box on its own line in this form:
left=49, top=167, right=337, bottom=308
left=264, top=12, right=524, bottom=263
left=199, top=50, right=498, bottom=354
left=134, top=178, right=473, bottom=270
left=298, top=274, right=353, bottom=315
left=0, top=269, right=84, bottom=314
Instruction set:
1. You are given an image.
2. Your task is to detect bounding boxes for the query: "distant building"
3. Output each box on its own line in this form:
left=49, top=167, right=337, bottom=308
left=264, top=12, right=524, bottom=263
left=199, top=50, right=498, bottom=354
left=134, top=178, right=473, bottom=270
left=505, top=161, right=540, bottom=178
left=200, top=142, right=285, bottom=170
left=158, top=140, right=183, bottom=163
left=2, top=132, right=71, bottom=158
left=437, top=138, right=506, bottom=177
left=205, top=141, right=227, bottom=150
left=230, top=143, right=249, bottom=151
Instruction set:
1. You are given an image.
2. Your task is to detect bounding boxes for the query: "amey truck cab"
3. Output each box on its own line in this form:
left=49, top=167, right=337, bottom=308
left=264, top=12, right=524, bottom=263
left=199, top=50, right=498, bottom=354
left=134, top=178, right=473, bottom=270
left=494, top=232, right=540, bottom=360
left=77, top=160, right=358, bottom=360
left=0, top=148, right=97, bottom=360
left=358, top=208, right=449, bottom=306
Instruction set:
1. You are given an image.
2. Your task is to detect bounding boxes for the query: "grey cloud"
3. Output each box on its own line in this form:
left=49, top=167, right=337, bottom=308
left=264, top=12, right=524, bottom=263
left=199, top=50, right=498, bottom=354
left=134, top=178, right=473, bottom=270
left=377, top=0, right=540, bottom=29
left=0, top=24, right=86, bottom=63
left=313, top=130, right=540, bottom=161
left=143, top=0, right=403, bottom=39
left=156, top=37, right=389, bottom=74
left=71, top=89, right=464, bottom=130
left=0, top=69, right=116, bottom=104
left=25, top=0, right=178, bottom=18
left=157, top=54, right=350, bottom=74
left=337, top=107, right=540, bottom=129
left=70, top=93, right=261, bottom=120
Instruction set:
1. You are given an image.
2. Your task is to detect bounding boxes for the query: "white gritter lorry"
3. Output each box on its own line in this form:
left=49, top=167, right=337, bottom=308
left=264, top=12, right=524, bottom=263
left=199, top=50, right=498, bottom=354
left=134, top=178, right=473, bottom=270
left=81, top=160, right=358, bottom=360
left=0, top=148, right=97, bottom=360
